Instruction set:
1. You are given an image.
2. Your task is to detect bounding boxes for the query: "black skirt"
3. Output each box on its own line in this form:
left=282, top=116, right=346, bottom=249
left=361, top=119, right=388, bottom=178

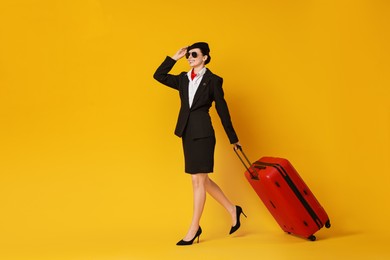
left=182, top=129, right=216, bottom=174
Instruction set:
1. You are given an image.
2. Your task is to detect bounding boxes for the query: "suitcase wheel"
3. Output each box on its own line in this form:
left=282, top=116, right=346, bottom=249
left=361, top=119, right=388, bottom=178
left=308, top=235, right=316, bottom=241
left=325, top=220, right=331, bottom=228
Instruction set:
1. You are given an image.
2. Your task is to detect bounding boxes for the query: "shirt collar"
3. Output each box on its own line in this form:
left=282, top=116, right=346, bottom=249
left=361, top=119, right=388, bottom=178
left=187, top=67, right=207, bottom=80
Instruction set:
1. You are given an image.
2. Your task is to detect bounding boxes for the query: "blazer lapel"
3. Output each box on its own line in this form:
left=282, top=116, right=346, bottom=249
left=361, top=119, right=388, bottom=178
left=191, top=70, right=212, bottom=109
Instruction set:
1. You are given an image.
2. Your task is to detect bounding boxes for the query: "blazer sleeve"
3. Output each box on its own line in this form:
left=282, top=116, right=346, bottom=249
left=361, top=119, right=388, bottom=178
left=213, top=77, right=239, bottom=144
left=153, top=56, right=180, bottom=90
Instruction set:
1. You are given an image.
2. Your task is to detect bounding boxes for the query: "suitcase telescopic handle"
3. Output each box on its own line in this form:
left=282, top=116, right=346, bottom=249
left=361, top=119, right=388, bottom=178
left=234, top=145, right=260, bottom=180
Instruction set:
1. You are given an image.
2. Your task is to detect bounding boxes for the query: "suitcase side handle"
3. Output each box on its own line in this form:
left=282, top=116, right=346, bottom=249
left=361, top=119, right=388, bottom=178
left=234, top=145, right=261, bottom=180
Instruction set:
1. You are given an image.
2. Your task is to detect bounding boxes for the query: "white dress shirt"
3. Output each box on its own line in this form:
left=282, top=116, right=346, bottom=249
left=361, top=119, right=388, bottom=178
left=187, top=67, right=207, bottom=108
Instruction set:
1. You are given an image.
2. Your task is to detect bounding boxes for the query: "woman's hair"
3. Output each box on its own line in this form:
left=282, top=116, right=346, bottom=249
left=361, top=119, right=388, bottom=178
left=188, top=42, right=211, bottom=65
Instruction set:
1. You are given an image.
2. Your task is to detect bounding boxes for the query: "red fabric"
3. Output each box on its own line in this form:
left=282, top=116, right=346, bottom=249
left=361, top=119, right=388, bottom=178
left=191, top=69, right=197, bottom=80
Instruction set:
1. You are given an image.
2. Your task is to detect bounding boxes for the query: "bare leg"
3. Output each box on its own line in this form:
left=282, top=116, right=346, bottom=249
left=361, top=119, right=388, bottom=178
left=182, top=173, right=207, bottom=241
left=205, top=176, right=237, bottom=226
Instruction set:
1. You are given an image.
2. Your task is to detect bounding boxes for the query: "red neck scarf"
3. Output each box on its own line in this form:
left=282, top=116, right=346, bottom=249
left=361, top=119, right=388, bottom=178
left=191, top=69, right=197, bottom=80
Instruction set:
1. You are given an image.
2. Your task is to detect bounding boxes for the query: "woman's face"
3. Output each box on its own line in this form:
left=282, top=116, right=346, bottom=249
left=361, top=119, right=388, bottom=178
left=186, top=48, right=207, bottom=68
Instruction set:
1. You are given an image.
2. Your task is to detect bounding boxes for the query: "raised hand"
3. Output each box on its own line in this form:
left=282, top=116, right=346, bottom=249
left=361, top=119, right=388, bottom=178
left=172, top=46, right=188, bottom=61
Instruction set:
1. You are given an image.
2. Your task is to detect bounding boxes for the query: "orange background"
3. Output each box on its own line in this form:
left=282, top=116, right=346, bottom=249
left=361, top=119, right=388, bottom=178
left=0, top=0, right=389, bottom=259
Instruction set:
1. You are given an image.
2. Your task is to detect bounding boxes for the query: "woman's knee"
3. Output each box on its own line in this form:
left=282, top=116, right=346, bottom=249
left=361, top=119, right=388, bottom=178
left=191, top=174, right=208, bottom=188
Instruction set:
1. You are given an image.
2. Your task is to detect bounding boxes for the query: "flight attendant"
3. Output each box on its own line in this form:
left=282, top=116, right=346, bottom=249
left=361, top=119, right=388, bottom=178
left=153, top=42, right=246, bottom=246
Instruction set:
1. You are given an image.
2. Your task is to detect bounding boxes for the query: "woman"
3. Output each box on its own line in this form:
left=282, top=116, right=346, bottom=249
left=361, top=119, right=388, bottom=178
left=153, top=42, right=246, bottom=246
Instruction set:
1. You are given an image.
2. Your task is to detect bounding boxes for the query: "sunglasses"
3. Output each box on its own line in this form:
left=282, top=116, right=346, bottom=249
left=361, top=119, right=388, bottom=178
left=185, top=51, right=199, bottom=59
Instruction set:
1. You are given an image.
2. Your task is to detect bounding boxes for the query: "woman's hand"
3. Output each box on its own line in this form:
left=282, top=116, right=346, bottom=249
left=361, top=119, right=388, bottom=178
left=172, top=46, right=188, bottom=61
left=233, top=142, right=241, bottom=151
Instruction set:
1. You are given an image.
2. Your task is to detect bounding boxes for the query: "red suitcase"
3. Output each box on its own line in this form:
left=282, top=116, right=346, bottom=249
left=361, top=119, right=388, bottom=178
left=235, top=148, right=330, bottom=241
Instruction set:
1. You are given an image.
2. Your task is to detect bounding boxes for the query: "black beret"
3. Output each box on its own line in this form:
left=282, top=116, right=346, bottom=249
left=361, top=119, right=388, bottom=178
left=188, top=42, right=211, bottom=64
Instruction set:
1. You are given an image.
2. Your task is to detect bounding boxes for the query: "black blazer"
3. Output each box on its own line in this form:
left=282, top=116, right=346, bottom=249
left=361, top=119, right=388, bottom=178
left=153, top=56, right=239, bottom=144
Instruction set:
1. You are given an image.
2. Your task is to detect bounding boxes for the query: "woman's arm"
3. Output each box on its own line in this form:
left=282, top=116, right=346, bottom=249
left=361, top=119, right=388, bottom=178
left=213, top=77, right=239, bottom=145
left=153, top=47, right=188, bottom=90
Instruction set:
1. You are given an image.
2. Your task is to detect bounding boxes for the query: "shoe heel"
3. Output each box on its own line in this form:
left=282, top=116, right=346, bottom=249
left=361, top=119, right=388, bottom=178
left=176, top=226, right=202, bottom=246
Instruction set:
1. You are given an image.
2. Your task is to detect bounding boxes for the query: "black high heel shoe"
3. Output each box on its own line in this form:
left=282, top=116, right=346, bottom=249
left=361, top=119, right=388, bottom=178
left=176, top=226, right=202, bottom=246
left=229, top=206, right=247, bottom=235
